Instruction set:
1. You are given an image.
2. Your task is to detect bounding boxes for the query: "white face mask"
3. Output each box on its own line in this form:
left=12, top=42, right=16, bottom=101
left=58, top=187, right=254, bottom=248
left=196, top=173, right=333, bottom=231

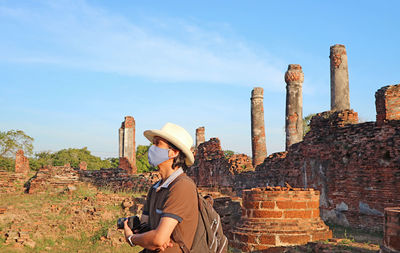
left=148, top=145, right=170, bottom=167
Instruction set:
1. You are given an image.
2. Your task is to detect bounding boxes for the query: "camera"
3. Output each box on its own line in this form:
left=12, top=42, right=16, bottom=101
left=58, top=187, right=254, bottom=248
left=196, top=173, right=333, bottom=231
left=117, top=215, right=150, bottom=233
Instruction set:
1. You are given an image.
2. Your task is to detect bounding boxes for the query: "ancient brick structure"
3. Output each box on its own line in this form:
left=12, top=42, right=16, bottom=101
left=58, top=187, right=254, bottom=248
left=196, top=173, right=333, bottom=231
left=195, top=126, right=205, bottom=148
left=251, top=87, right=267, bottom=167
left=187, top=138, right=234, bottom=187
left=376, top=84, right=400, bottom=126
left=231, top=187, right=331, bottom=251
left=119, top=116, right=137, bottom=174
left=26, top=164, right=81, bottom=193
left=79, top=168, right=160, bottom=193
left=79, top=161, right=87, bottom=170
left=285, top=64, right=304, bottom=150
left=381, top=207, right=400, bottom=253
left=15, top=149, right=29, bottom=174
left=0, top=170, right=27, bottom=193
left=228, top=154, right=253, bottom=174
left=188, top=84, right=400, bottom=232
left=330, top=44, right=350, bottom=111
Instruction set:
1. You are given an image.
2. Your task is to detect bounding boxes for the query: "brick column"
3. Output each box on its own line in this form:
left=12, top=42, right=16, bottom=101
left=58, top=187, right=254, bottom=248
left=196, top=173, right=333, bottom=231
left=330, top=44, right=350, bottom=111
left=285, top=64, right=304, bottom=150
left=251, top=87, right=267, bottom=167
left=381, top=207, right=400, bottom=253
left=118, top=116, right=137, bottom=174
left=195, top=127, right=205, bottom=148
left=375, top=84, right=400, bottom=126
left=231, top=187, right=332, bottom=252
left=15, top=149, right=29, bottom=174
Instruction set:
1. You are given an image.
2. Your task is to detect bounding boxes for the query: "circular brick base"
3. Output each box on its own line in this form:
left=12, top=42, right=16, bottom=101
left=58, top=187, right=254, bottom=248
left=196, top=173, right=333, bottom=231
left=231, top=187, right=332, bottom=252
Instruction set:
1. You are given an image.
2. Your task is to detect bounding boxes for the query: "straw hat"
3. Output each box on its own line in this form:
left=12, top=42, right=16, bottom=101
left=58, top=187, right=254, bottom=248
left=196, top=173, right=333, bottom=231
left=143, top=122, right=194, bottom=166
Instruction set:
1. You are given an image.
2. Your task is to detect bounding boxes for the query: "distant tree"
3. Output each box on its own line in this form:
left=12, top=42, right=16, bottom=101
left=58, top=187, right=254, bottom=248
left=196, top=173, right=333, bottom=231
left=0, top=130, right=34, bottom=158
left=0, top=130, right=33, bottom=171
left=105, top=157, right=119, bottom=168
left=223, top=150, right=235, bottom=159
left=303, top=113, right=316, bottom=136
left=50, top=147, right=111, bottom=170
left=136, top=145, right=156, bottom=173
left=29, top=151, right=53, bottom=171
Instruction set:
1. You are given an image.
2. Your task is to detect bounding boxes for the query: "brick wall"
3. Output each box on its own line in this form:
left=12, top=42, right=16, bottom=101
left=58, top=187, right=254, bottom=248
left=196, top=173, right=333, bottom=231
left=187, top=106, right=400, bottom=231
left=376, top=84, right=400, bottom=126
left=79, top=168, right=160, bottom=193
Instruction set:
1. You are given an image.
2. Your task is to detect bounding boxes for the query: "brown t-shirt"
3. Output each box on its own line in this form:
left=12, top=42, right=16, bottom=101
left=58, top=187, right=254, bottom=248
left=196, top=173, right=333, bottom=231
left=143, top=171, right=198, bottom=253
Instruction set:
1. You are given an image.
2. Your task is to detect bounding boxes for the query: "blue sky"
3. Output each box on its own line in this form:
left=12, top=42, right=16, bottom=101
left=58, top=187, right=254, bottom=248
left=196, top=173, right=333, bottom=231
left=0, top=0, right=399, bottom=158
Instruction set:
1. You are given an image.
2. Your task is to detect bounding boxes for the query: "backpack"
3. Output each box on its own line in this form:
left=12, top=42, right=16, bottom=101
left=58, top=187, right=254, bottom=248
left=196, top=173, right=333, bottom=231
left=171, top=177, right=228, bottom=253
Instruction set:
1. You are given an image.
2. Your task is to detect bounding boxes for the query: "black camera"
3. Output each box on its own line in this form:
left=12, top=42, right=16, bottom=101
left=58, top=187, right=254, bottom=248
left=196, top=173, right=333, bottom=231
left=117, top=215, right=150, bottom=234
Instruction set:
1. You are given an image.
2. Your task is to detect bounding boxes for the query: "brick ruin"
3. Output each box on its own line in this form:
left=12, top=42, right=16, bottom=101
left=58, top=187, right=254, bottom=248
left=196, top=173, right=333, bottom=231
left=251, top=87, right=267, bottom=167
left=330, top=44, right=350, bottom=111
left=2, top=44, right=399, bottom=251
left=119, top=116, right=137, bottom=174
left=15, top=149, right=29, bottom=174
left=381, top=207, right=400, bottom=253
left=231, top=187, right=331, bottom=251
left=195, top=126, right=205, bottom=148
left=285, top=64, right=304, bottom=150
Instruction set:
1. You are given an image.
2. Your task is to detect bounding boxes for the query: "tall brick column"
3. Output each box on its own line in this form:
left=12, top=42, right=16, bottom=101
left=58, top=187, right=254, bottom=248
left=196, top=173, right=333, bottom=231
left=119, top=116, right=137, bottom=174
left=15, top=149, right=29, bottom=174
left=285, top=64, right=304, bottom=150
left=251, top=87, right=267, bottom=167
left=195, top=127, right=205, bottom=148
left=375, top=84, right=400, bottom=126
left=330, top=44, right=350, bottom=111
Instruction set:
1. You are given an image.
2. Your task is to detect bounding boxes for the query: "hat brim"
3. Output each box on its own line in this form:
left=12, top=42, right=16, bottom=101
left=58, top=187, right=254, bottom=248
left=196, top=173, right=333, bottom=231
left=144, top=129, right=195, bottom=166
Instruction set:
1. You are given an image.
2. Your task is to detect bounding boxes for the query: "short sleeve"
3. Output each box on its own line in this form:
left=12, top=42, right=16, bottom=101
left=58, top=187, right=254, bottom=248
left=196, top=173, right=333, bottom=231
left=162, top=178, right=197, bottom=222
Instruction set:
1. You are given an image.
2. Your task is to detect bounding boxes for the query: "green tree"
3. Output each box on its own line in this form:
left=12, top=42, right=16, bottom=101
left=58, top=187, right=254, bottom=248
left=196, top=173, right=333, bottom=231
left=0, top=130, right=34, bottom=158
left=29, top=151, right=53, bottom=171
left=303, top=113, right=316, bottom=136
left=0, top=130, right=34, bottom=171
left=223, top=150, right=235, bottom=159
left=51, top=147, right=111, bottom=170
left=105, top=157, right=119, bottom=168
left=136, top=145, right=156, bottom=173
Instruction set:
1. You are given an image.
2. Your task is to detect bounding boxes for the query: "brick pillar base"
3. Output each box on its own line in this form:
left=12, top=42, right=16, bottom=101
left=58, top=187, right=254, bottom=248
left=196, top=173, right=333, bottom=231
left=231, top=187, right=332, bottom=252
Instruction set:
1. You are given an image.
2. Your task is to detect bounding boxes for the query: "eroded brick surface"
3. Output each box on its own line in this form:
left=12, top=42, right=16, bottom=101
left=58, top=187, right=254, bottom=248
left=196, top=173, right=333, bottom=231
left=15, top=149, right=29, bottom=174
left=382, top=207, right=400, bottom=252
left=231, top=187, right=331, bottom=251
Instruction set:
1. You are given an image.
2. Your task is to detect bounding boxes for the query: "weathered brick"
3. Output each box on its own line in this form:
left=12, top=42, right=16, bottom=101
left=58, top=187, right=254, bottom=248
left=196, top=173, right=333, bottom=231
left=261, top=201, right=275, bottom=209
left=279, top=234, right=310, bottom=244
left=276, top=201, right=307, bottom=209
left=252, top=210, right=282, bottom=218
left=284, top=210, right=312, bottom=219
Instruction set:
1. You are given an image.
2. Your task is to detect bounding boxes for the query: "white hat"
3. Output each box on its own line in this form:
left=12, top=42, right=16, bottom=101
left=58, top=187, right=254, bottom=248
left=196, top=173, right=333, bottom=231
left=143, top=123, right=195, bottom=166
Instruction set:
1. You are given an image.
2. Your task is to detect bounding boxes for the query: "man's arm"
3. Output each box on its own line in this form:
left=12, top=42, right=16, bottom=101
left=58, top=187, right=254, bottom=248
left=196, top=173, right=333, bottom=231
left=124, top=216, right=178, bottom=251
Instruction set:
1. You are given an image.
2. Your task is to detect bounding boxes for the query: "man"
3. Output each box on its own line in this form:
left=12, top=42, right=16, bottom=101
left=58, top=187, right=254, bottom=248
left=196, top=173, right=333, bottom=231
left=124, top=122, right=198, bottom=252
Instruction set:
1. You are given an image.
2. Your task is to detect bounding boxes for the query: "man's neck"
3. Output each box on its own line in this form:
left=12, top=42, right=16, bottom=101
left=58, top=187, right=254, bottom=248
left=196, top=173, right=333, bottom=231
left=159, top=166, right=179, bottom=181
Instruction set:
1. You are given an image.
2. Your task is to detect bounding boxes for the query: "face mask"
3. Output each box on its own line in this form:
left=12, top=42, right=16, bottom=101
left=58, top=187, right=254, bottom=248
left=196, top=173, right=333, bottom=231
left=148, top=145, right=170, bottom=167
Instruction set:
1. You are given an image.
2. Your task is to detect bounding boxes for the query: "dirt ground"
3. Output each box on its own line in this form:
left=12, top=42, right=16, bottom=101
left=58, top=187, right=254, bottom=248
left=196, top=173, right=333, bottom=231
left=0, top=181, right=382, bottom=253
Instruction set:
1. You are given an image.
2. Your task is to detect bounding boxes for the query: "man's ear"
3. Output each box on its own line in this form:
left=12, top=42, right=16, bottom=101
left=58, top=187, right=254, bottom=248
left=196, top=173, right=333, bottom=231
left=168, top=149, right=179, bottom=159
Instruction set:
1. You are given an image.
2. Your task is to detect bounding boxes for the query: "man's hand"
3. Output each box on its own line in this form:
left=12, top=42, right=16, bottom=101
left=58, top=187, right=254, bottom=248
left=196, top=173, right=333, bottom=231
left=123, top=219, right=134, bottom=244
left=123, top=219, right=174, bottom=251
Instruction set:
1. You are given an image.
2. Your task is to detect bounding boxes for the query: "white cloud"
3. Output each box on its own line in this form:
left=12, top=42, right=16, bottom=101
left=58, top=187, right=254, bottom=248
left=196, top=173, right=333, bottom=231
left=0, top=0, right=284, bottom=90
